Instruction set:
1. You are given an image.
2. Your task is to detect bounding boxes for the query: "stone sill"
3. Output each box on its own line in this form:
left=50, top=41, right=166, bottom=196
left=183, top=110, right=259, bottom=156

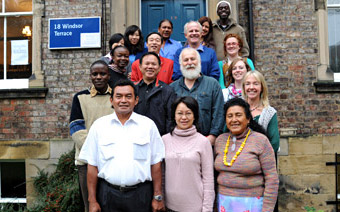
left=314, top=82, right=340, bottom=93
left=0, top=87, right=48, bottom=99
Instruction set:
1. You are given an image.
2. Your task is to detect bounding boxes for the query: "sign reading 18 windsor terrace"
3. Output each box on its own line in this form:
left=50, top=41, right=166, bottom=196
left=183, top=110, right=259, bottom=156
left=49, top=17, right=101, bottom=49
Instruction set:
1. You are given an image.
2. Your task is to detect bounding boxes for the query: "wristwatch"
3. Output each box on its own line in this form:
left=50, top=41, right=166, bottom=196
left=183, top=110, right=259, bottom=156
left=153, top=195, right=163, bottom=201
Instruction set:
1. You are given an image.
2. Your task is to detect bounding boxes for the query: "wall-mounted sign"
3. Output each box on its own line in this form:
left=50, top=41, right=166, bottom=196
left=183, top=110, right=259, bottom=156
left=49, top=17, right=101, bottom=49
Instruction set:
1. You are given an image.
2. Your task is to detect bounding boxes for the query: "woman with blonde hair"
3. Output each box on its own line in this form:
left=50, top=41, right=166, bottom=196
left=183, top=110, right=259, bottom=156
left=242, top=70, right=279, bottom=152
left=218, top=33, right=254, bottom=89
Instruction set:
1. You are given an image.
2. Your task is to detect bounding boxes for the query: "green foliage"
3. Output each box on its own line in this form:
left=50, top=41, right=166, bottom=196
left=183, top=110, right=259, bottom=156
left=29, top=148, right=82, bottom=212
left=304, top=206, right=324, bottom=212
left=0, top=204, right=26, bottom=212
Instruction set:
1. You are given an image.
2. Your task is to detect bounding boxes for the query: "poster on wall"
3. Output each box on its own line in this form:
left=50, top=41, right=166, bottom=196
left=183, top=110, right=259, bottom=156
left=11, top=40, right=29, bottom=65
left=49, top=17, right=101, bottom=49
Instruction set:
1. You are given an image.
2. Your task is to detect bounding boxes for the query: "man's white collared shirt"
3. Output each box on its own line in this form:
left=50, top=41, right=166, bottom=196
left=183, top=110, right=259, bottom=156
left=79, top=112, right=165, bottom=186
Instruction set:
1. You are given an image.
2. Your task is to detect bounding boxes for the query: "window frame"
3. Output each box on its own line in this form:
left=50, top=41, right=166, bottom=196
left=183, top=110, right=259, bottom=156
left=0, top=0, right=45, bottom=91
left=314, top=0, right=340, bottom=92
left=0, top=1, right=33, bottom=87
left=0, top=160, right=26, bottom=204
left=327, top=3, right=340, bottom=73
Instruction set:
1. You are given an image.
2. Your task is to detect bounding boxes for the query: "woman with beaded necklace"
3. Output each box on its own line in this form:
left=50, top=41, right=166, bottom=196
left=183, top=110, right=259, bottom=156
left=222, top=58, right=250, bottom=103
left=214, top=98, right=278, bottom=212
left=242, top=70, right=280, bottom=153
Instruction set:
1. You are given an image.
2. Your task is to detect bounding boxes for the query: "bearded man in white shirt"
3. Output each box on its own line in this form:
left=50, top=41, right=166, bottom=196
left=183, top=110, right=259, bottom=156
left=79, top=79, right=165, bottom=212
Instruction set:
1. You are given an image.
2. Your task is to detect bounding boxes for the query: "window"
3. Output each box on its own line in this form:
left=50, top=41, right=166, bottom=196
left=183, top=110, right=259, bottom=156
left=314, top=0, right=340, bottom=91
left=0, top=0, right=32, bottom=89
left=328, top=0, right=340, bottom=73
left=0, top=161, right=26, bottom=204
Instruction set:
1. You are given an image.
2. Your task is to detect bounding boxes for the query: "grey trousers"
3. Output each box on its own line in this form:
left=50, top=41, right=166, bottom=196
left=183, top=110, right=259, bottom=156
left=77, top=164, right=89, bottom=212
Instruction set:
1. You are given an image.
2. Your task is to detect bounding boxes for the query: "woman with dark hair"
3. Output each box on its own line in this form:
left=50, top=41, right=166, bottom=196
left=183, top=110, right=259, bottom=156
left=214, top=98, right=278, bottom=212
left=162, top=96, right=215, bottom=212
left=107, top=46, right=130, bottom=88
left=222, top=58, right=250, bottom=103
left=218, top=33, right=255, bottom=89
left=101, top=33, right=125, bottom=64
left=124, top=25, right=145, bottom=63
left=100, top=33, right=132, bottom=78
left=198, top=16, right=215, bottom=50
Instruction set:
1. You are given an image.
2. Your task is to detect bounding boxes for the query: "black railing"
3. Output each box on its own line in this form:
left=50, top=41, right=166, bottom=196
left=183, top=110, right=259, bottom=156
left=326, top=153, right=339, bottom=211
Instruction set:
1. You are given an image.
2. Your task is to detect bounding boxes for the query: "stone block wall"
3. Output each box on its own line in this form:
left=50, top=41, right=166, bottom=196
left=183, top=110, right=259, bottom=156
left=278, top=135, right=340, bottom=211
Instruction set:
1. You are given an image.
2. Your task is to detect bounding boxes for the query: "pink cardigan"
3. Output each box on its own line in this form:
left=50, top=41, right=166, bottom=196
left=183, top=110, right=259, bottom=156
left=162, top=126, right=215, bottom=212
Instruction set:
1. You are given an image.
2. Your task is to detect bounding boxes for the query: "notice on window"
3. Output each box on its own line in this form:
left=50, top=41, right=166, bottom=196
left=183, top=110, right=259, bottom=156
left=11, top=40, right=29, bottom=65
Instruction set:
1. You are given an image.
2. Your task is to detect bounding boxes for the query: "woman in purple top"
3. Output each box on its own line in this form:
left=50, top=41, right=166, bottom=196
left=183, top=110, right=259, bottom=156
left=214, top=98, right=278, bottom=212
left=162, top=96, right=215, bottom=212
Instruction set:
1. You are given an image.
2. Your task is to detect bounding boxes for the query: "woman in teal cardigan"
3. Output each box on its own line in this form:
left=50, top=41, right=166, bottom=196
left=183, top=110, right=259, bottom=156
left=242, top=70, right=280, bottom=153
left=218, top=33, right=255, bottom=89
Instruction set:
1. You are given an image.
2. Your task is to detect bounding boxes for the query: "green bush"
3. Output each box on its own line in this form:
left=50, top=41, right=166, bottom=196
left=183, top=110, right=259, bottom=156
left=28, top=148, right=82, bottom=212
left=304, top=206, right=324, bottom=212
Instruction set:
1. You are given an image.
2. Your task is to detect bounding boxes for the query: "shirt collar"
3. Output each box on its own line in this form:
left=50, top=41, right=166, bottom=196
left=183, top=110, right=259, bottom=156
left=90, top=85, right=112, bottom=97
left=184, top=44, right=204, bottom=52
left=197, top=44, right=204, bottom=52
left=166, top=38, right=174, bottom=44
left=112, top=111, right=138, bottom=125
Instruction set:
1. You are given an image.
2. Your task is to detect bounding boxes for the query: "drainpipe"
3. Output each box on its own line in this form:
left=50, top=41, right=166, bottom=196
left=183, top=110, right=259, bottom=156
left=248, top=0, right=255, bottom=62
left=101, top=0, right=107, bottom=55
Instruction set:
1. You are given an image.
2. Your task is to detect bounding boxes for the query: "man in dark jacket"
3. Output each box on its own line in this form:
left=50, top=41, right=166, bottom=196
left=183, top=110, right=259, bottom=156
left=134, top=52, right=177, bottom=135
left=170, top=48, right=224, bottom=145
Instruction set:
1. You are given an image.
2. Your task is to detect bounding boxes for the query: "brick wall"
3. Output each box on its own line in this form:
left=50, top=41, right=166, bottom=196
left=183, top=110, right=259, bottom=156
left=240, top=0, right=340, bottom=135
left=0, top=0, right=340, bottom=211
left=0, top=0, right=111, bottom=141
left=0, top=0, right=338, bottom=147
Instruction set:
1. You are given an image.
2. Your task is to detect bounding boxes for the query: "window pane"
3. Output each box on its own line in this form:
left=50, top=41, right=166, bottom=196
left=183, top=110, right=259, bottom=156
left=2, top=16, right=32, bottom=79
left=328, top=0, right=340, bottom=6
left=5, top=0, right=32, bottom=12
left=328, top=8, right=340, bottom=72
left=1, top=162, right=26, bottom=198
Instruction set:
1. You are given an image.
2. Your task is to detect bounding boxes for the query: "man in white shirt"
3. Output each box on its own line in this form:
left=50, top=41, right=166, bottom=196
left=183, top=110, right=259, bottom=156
left=79, top=79, right=165, bottom=212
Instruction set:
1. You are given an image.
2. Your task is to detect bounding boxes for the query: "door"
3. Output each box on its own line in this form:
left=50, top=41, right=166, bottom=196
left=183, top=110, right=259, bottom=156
left=141, top=0, right=206, bottom=44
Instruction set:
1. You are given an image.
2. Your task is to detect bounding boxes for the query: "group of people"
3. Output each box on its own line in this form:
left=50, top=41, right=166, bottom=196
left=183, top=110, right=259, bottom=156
left=69, top=1, right=279, bottom=212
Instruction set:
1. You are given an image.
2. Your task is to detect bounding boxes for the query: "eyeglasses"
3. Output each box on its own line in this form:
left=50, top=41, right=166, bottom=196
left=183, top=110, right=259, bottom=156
left=175, top=112, right=193, bottom=118
left=226, top=42, right=239, bottom=47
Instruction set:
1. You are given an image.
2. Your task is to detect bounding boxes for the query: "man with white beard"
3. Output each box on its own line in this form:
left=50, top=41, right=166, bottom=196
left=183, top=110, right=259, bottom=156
left=170, top=48, right=225, bottom=145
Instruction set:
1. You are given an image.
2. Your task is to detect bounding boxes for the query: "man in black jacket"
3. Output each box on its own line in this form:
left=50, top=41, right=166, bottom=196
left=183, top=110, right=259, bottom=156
left=134, top=52, right=177, bottom=135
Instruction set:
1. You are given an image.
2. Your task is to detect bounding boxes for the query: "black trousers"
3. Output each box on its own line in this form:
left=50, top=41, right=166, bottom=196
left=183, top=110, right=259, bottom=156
left=97, top=179, right=153, bottom=212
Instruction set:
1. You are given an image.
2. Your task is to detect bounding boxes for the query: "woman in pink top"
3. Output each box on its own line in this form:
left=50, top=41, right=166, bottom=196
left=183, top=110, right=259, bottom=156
left=162, top=96, right=215, bottom=212
left=215, top=98, right=278, bottom=212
